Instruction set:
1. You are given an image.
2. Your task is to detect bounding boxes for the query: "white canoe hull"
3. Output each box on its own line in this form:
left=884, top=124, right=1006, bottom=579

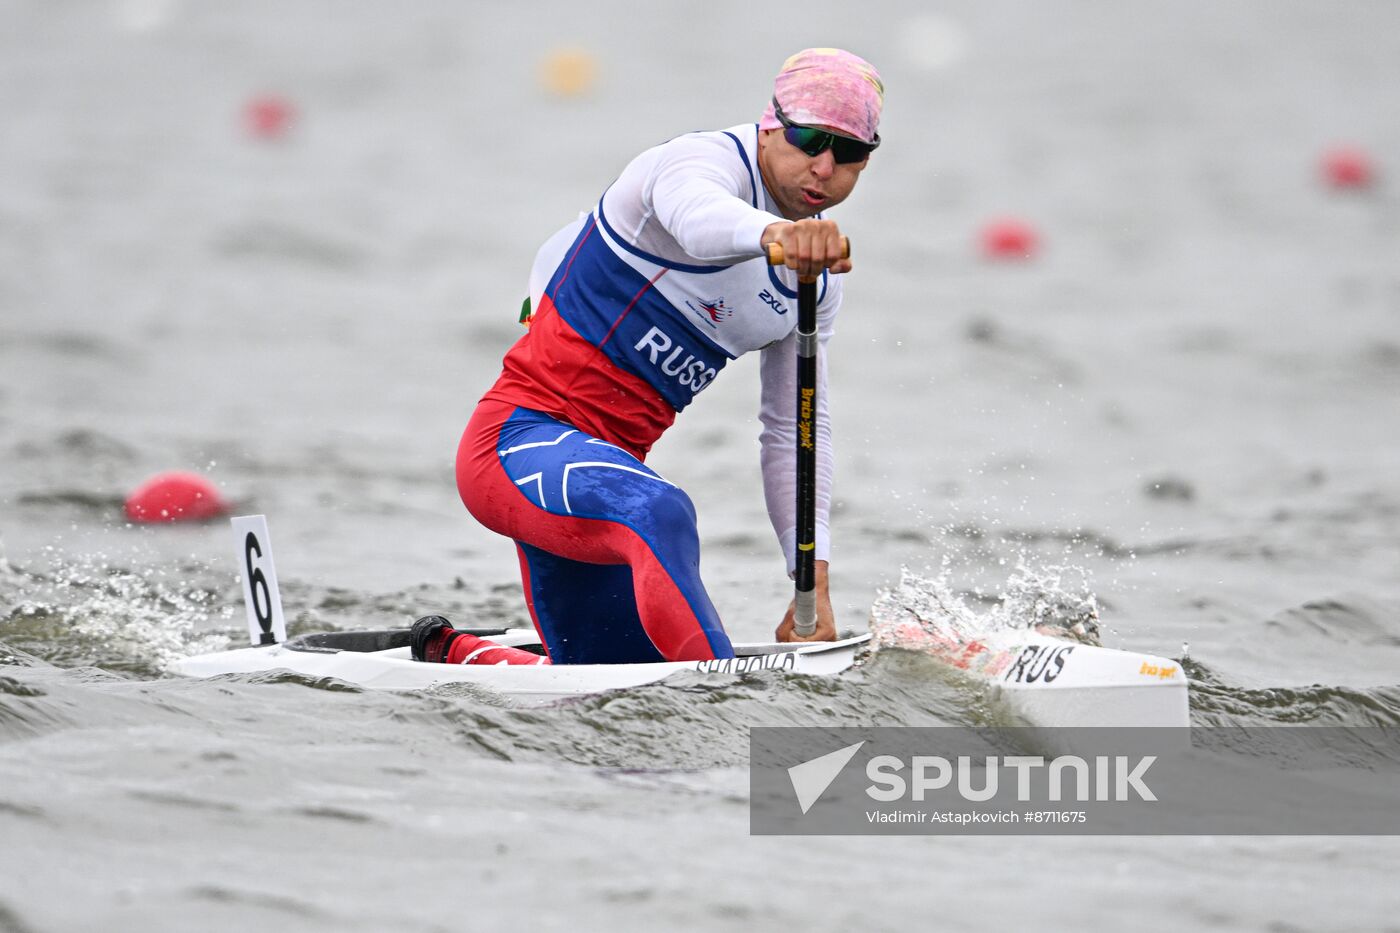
left=170, top=627, right=1188, bottom=723
left=915, top=629, right=1190, bottom=728
left=169, top=631, right=871, bottom=703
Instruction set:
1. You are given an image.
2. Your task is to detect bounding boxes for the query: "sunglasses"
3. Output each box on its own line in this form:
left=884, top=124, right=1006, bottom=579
left=772, top=97, right=880, bottom=164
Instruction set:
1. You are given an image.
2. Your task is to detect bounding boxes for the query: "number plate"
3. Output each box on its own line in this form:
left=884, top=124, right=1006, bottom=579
left=231, top=515, right=287, bottom=646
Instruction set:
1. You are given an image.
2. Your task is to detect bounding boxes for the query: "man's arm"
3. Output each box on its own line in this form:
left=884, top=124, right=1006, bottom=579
left=648, top=137, right=784, bottom=263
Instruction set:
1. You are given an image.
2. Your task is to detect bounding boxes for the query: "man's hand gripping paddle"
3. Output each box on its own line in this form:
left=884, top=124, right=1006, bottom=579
left=766, top=236, right=849, bottom=636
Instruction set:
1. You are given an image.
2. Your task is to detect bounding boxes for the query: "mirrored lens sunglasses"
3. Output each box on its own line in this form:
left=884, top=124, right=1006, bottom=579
left=772, top=97, right=880, bottom=164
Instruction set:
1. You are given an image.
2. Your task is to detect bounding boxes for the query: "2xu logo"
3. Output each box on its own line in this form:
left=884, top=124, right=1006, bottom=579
left=758, top=289, right=787, bottom=315
left=1004, top=644, right=1075, bottom=684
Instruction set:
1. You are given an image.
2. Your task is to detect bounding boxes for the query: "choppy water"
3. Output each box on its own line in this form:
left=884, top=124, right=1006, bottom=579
left=4, top=0, right=1400, bottom=930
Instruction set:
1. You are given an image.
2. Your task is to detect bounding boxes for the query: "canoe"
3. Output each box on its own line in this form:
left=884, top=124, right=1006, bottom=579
left=169, top=628, right=871, bottom=703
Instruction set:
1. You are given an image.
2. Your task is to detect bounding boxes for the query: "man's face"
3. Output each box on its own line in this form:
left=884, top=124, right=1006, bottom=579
left=757, top=127, right=870, bottom=220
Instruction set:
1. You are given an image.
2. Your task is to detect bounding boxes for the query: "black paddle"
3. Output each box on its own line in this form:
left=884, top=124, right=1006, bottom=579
left=766, top=236, right=849, bottom=636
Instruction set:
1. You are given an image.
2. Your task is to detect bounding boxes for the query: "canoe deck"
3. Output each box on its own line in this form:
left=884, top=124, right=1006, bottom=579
left=168, top=630, right=872, bottom=703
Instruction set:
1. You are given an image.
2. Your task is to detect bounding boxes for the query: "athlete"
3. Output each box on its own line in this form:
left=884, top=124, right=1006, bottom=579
left=412, top=48, right=884, bottom=667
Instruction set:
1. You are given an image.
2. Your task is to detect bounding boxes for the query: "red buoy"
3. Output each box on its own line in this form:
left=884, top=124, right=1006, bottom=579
left=125, top=472, right=229, bottom=524
left=243, top=95, right=296, bottom=140
left=980, top=218, right=1039, bottom=260
left=1321, top=146, right=1375, bottom=190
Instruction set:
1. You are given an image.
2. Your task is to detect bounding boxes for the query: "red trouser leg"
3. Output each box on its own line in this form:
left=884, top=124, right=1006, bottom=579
left=456, top=400, right=733, bottom=664
left=443, top=631, right=548, bottom=666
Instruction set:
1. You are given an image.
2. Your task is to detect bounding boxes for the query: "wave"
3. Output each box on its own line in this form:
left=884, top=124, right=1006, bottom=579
left=0, top=557, right=231, bottom=679
left=1263, top=595, right=1400, bottom=647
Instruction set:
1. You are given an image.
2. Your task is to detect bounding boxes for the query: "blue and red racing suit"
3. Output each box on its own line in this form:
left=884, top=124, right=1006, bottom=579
left=457, top=124, right=840, bottom=664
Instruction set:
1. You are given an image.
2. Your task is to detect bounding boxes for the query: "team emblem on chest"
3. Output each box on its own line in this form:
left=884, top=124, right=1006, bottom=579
left=685, top=296, right=734, bottom=329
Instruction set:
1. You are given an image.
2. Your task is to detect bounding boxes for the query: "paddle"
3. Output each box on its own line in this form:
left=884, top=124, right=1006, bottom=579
left=766, top=236, right=849, bottom=636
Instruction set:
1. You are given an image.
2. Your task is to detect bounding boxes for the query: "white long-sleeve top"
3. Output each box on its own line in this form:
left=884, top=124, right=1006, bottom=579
left=496, top=123, right=840, bottom=572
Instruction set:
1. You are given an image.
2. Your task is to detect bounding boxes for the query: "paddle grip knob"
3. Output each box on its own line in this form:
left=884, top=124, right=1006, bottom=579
left=765, top=236, right=851, bottom=267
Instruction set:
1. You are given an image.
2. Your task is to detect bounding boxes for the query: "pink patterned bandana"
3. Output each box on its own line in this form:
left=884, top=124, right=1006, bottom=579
left=759, top=48, right=884, bottom=144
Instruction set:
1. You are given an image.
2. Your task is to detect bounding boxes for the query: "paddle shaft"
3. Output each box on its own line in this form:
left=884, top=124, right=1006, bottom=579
left=766, top=237, right=848, bottom=636
left=791, top=274, right=819, bottom=635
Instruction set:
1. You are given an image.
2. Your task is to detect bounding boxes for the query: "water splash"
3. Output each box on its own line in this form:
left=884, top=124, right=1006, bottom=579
left=870, top=559, right=1102, bottom=653
left=2, top=554, right=233, bottom=676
